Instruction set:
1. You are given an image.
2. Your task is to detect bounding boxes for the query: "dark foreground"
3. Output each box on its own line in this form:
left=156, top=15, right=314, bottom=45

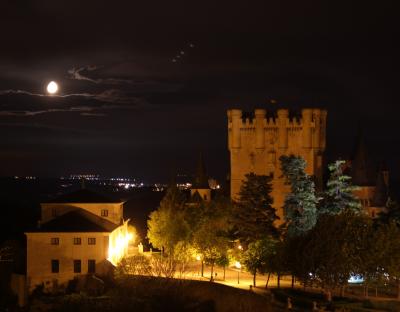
left=29, top=276, right=275, bottom=312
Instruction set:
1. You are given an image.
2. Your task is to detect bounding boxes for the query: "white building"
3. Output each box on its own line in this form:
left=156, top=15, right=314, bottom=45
left=25, top=189, right=126, bottom=292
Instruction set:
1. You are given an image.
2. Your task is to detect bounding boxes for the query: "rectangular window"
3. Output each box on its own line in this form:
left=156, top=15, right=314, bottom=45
left=73, top=260, right=81, bottom=273
left=51, top=238, right=59, bottom=245
left=73, top=237, right=81, bottom=245
left=101, top=209, right=109, bottom=217
left=51, top=207, right=57, bottom=217
left=88, top=259, right=96, bottom=274
left=51, top=260, right=59, bottom=273
left=88, top=238, right=96, bottom=245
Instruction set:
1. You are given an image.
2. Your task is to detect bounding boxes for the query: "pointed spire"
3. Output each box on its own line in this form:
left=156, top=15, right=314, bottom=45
left=192, top=152, right=209, bottom=189
left=351, top=127, right=376, bottom=186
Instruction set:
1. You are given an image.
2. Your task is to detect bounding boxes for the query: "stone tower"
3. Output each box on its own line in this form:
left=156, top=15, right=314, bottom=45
left=227, top=108, right=327, bottom=221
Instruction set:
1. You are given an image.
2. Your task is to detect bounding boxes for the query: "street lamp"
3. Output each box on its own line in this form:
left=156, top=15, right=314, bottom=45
left=235, top=261, right=241, bottom=284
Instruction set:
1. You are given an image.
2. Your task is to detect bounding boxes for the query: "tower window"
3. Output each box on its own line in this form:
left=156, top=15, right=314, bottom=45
left=88, top=238, right=96, bottom=245
left=74, top=260, right=81, bottom=273
left=51, top=260, right=59, bottom=273
left=101, top=209, right=109, bottom=217
left=73, top=237, right=81, bottom=245
left=51, top=238, right=59, bottom=245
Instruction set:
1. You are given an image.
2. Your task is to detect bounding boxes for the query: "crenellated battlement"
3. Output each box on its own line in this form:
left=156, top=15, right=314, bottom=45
left=227, top=108, right=327, bottom=129
left=228, top=107, right=327, bottom=223
left=227, top=108, right=327, bottom=151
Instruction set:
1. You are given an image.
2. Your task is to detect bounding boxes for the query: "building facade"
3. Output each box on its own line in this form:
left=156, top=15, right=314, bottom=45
left=25, top=189, right=127, bottom=292
left=227, top=108, right=327, bottom=221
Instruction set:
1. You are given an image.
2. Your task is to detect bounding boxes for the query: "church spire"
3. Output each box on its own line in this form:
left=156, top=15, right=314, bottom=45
left=192, top=152, right=209, bottom=189
left=351, top=128, right=376, bottom=186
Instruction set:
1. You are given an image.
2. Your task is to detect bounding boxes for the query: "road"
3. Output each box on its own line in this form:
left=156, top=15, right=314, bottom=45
left=180, top=262, right=294, bottom=291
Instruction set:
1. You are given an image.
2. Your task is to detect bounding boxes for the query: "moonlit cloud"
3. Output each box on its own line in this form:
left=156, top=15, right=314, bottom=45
left=0, top=88, right=152, bottom=117
left=67, top=65, right=133, bottom=85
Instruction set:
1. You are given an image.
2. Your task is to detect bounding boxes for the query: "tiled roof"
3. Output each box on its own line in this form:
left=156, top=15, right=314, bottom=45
left=31, top=209, right=119, bottom=233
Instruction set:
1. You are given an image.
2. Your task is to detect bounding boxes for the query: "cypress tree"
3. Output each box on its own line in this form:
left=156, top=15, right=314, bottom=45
left=320, top=160, right=361, bottom=215
left=233, top=173, right=278, bottom=244
left=280, top=155, right=318, bottom=236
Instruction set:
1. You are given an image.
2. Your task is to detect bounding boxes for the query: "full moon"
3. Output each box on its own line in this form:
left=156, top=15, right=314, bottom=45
left=47, top=81, right=58, bottom=94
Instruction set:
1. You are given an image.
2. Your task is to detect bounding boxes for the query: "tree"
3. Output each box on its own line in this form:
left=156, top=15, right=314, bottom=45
left=280, top=155, right=319, bottom=236
left=358, top=221, right=388, bottom=298
left=376, top=221, right=400, bottom=299
left=147, top=185, right=189, bottom=255
left=192, top=217, right=230, bottom=281
left=173, top=241, right=196, bottom=278
left=215, top=254, right=230, bottom=281
left=303, top=211, right=370, bottom=301
left=233, top=173, right=278, bottom=244
left=319, top=160, right=361, bottom=215
left=242, top=237, right=276, bottom=287
left=378, top=199, right=400, bottom=225
left=115, top=255, right=151, bottom=277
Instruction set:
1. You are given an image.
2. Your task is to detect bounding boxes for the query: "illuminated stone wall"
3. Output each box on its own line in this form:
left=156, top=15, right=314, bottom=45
left=227, top=108, right=327, bottom=222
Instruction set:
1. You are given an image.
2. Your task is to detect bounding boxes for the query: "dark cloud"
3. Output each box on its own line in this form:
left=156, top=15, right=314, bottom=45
left=0, top=1, right=398, bottom=181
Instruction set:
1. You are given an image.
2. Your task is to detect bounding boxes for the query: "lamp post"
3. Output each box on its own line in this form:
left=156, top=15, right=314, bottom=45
left=235, top=261, right=241, bottom=284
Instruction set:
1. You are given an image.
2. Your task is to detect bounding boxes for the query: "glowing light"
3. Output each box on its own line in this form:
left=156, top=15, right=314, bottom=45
left=108, top=220, right=135, bottom=266
left=238, top=245, right=243, bottom=250
left=196, top=255, right=201, bottom=261
left=47, top=81, right=58, bottom=94
left=234, top=261, right=241, bottom=269
left=348, top=274, right=364, bottom=284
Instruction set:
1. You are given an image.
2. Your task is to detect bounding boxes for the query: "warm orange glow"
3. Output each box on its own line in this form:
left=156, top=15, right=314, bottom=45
left=108, top=220, right=134, bottom=266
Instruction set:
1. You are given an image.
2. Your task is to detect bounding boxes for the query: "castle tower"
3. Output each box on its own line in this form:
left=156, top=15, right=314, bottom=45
left=227, top=108, right=327, bottom=222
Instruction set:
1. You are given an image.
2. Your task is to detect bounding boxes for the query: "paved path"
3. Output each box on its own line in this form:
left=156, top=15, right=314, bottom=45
left=180, top=263, right=294, bottom=291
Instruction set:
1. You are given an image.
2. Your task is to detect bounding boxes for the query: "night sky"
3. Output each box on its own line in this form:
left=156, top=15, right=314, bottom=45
left=0, top=1, right=398, bottom=182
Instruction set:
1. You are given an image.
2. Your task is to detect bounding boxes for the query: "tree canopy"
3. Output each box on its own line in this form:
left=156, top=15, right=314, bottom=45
left=280, top=155, right=318, bottom=236
left=319, top=160, right=361, bottom=215
left=233, top=173, right=278, bottom=244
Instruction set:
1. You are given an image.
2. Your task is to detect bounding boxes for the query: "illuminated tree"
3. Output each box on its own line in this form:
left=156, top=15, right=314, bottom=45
left=319, top=160, right=361, bottom=215
left=280, top=155, right=318, bottom=236
left=173, top=241, right=196, bottom=278
left=242, top=237, right=276, bottom=287
left=115, top=255, right=151, bottom=277
left=192, top=216, right=230, bottom=281
left=233, top=173, right=278, bottom=244
left=147, top=185, right=189, bottom=255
